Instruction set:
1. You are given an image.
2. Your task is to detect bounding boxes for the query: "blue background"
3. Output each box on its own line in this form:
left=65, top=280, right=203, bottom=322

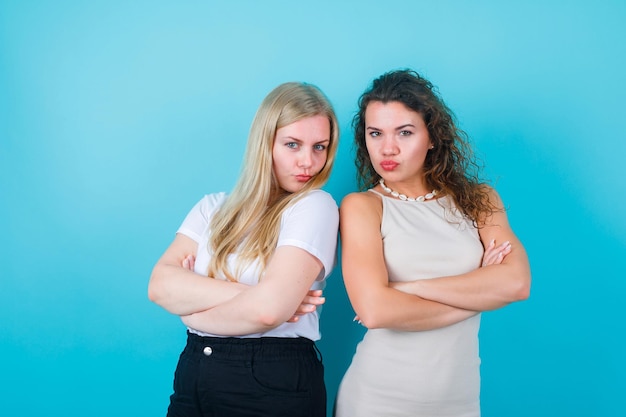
left=1, top=1, right=624, bottom=416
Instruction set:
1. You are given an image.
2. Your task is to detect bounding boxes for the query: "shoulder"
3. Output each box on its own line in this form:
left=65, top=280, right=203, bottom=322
left=189, top=192, right=228, bottom=220
left=281, top=189, right=339, bottom=228
left=178, top=192, right=228, bottom=241
left=340, top=191, right=383, bottom=230
left=197, top=192, right=228, bottom=211
left=339, top=192, right=383, bottom=246
left=341, top=190, right=382, bottom=215
left=478, top=184, right=504, bottom=211
left=292, top=189, right=338, bottom=211
left=203, top=191, right=228, bottom=207
left=476, top=185, right=511, bottom=229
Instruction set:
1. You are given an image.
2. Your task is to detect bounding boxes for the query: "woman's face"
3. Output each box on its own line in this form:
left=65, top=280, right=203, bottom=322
left=272, top=115, right=330, bottom=193
left=365, top=100, right=432, bottom=189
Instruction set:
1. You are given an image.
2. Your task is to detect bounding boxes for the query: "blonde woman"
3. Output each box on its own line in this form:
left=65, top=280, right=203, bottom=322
left=149, top=82, right=339, bottom=417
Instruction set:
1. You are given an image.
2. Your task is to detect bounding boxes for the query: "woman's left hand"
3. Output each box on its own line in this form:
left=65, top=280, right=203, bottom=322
left=287, top=290, right=325, bottom=323
left=481, top=239, right=511, bottom=267
left=182, top=254, right=196, bottom=271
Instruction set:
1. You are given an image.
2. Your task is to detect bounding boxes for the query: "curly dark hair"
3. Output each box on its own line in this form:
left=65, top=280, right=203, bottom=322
left=353, top=69, right=497, bottom=224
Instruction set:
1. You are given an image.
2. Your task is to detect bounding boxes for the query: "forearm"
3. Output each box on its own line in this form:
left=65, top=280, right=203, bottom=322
left=180, top=281, right=301, bottom=335
left=148, top=264, right=248, bottom=316
left=353, top=287, right=478, bottom=331
left=181, top=246, right=325, bottom=336
left=392, top=262, right=530, bottom=311
left=181, top=306, right=275, bottom=336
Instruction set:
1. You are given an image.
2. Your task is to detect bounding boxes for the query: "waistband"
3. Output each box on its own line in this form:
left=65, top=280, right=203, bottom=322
left=185, top=331, right=320, bottom=360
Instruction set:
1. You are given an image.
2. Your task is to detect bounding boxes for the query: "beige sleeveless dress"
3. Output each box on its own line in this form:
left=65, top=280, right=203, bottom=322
left=335, top=191, right=484, bottom=417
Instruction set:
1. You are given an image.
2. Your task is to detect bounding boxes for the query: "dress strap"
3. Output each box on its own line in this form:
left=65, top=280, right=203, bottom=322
left=367, top=188, right=385, bottom=197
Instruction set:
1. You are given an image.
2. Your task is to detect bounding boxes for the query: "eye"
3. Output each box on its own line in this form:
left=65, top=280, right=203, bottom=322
left=314, top=144, right=327, bottom=151
left=369, top=131, right=381, bottom=138
left=399, top=130, right=412, bottom=136
left=286, top=142, right=299, bottom=149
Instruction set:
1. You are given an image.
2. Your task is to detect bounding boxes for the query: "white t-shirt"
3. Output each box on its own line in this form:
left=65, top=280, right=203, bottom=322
left=176, top=189, right=339, bottom=340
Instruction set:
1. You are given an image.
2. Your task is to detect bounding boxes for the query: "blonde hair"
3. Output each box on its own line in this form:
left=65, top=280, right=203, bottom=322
left=207, top=82, right=339, bottom=281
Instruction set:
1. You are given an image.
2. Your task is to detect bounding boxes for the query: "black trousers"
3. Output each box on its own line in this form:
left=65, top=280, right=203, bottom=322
left=167, top=332, right=326, bottom=417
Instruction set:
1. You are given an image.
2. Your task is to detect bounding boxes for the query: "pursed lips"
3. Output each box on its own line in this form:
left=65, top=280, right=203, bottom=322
left=380, top=160, right=399, bottom=171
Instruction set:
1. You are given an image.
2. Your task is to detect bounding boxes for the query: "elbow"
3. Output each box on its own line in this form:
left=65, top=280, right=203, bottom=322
left=354, top=309, right=387, bottom=330
left=511, top=272, right=531, bottom=302
left=358, top=318, right=381, bottom=330
left=360, top=318, right=389, bottom=330
left=147, top=268, right=165, bottom=304
left=350, top=293, right=394, bottom=329
left=255, top=307, right=290, bottom=330
left=516, top=280, right=531, bottom=302
left=147, top=283, right=160, bottom=304
left=257, top=313, right=282, bottom=329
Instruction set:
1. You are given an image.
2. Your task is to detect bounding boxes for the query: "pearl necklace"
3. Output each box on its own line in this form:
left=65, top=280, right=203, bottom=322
left=379, top=179, right=437, bottom=202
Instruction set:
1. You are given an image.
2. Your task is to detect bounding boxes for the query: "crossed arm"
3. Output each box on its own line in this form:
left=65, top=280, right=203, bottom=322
left=340, top=188, right=531, bottom=332
left=148, top=233, right=325, bottom=335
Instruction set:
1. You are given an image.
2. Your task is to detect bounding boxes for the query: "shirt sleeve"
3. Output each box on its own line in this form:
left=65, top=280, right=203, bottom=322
left=277, top=189, right=339, bottom=280
left=176, top=192, right=227, bottom=243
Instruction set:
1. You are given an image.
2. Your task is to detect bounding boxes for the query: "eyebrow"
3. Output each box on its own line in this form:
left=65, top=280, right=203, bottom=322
left=282, top=136, right=330, bottom=143
left=366, top=123, right=415, bottom=131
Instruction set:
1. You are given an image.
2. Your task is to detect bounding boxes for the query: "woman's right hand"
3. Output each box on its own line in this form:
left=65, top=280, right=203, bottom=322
left=482, top=239, right=512, bottom=266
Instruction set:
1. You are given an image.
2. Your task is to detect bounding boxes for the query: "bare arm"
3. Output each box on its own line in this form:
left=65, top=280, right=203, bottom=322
left=181, top=245, right=324, bottom=335
left=147, top=233, right=248, bottom=316
left=389, top=188, right=531, bottom=311
left=177, top=253, right=325, bottom=323
left=341, top=192, right=478, bottom=331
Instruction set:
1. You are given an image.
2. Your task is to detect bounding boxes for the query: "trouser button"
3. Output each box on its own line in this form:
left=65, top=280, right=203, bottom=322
left=203, top=346, right=213, bottom=356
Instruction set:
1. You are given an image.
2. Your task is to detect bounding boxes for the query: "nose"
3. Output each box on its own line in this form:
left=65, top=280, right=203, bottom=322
left=298, top=149, right=313, bottom=168
left=381, top=136, right=398, bottom=156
